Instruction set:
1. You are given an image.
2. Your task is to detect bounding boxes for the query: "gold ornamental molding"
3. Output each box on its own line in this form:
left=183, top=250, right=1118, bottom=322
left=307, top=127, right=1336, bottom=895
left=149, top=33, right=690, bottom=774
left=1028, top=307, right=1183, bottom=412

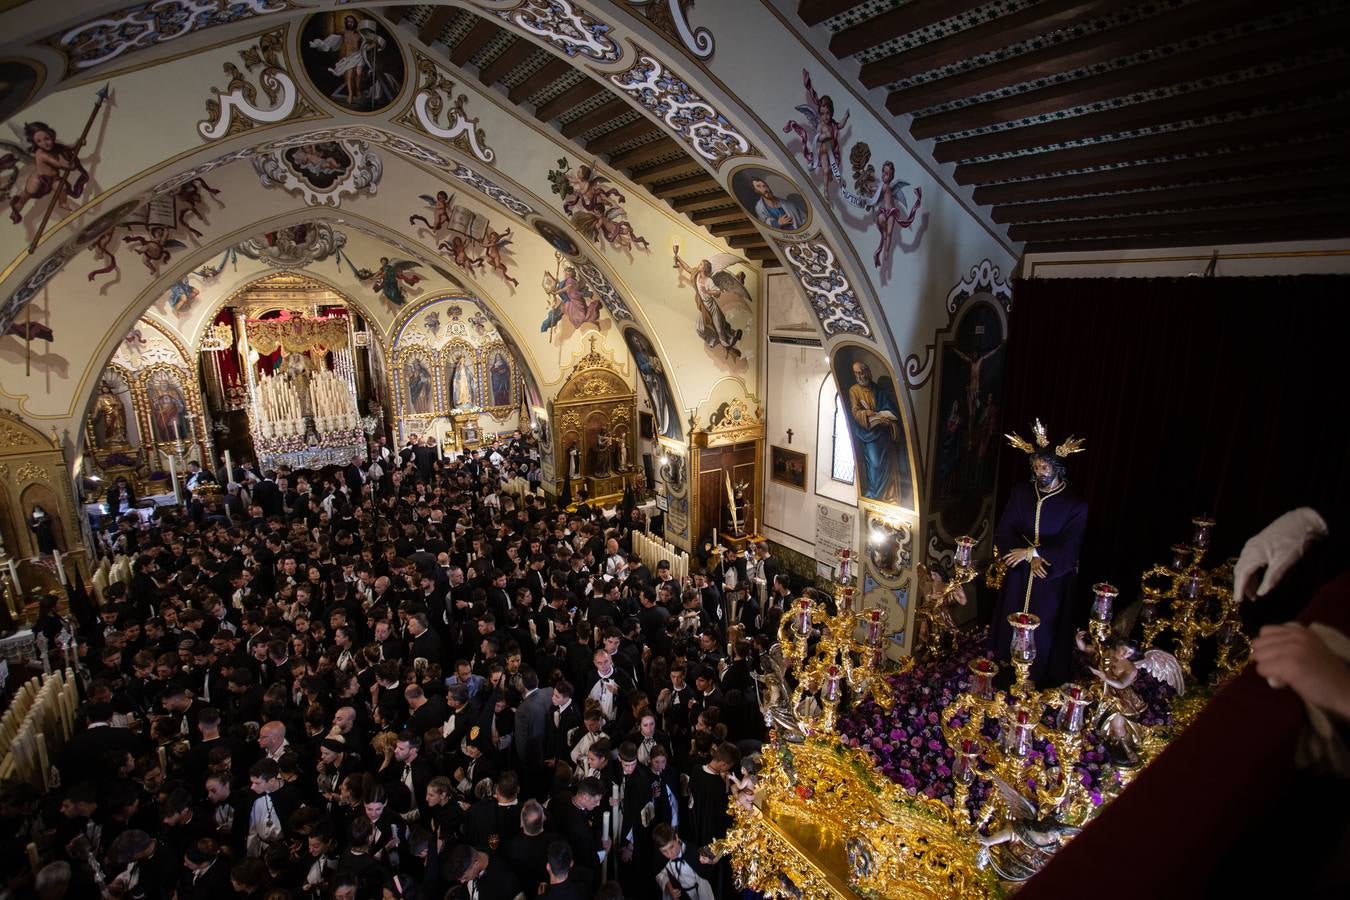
left=14, top=462, right=49, bottom=484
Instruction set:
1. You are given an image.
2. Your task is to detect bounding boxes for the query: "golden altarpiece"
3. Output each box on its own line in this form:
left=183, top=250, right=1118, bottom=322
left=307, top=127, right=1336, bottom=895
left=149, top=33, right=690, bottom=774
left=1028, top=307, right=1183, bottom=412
left=0, top=411, right=87, bottom=623
left=549, top=336, right=635, bottom=504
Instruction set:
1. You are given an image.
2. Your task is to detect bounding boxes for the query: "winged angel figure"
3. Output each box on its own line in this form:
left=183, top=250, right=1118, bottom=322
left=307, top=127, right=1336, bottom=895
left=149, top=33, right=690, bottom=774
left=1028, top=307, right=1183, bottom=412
left=1078, top=632, right=1186, bottom=766
left=978, top=773, right=1083, bottom=882
left=847, top=142, right=922, bottom=269
left=673, top=249, right=752, bottom=362
left=358, top=257, right=423, bottom=306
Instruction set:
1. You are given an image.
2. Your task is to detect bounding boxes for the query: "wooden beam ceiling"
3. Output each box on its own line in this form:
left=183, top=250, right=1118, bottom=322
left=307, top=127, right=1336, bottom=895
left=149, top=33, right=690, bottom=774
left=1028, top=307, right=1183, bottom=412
left=796, top=0, right=1350, bottom=250
left=393, top=5, right=773, bottom=263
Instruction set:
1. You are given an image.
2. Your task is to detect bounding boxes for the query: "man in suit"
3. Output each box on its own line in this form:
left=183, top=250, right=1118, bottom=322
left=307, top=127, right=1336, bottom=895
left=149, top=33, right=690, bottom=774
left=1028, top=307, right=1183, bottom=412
left=251, top=471, right=282, bottom=518
left=380, top=731, right=434, bottom=822
left=62, top=702, right=150, bottom=773
left=405, top=612, right=443, bottom=666
left=513, top=667, right=552, bottom=772
left=403, top=684, right=447, bottom=739
left=179, top=837, right=233, bottom=899
left=544, top=680, right=582, bottom=766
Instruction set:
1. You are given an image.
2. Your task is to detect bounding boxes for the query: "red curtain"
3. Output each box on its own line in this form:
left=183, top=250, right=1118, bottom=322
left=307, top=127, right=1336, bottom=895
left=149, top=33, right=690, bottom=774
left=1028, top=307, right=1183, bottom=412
left=996, top=274, right=1350, bottom=599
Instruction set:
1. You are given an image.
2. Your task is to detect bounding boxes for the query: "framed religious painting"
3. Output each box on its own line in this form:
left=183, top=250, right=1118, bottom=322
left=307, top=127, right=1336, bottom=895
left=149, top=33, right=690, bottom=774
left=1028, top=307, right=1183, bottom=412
left=770, top=445, right=808, bottom=490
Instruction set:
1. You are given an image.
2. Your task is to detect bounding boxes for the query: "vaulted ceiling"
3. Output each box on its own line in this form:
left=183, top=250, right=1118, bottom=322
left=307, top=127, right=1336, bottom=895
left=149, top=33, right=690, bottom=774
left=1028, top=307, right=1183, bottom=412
left=796, top=0, right=1350, bottom=251
left=385, top=3, right=779, bottom=265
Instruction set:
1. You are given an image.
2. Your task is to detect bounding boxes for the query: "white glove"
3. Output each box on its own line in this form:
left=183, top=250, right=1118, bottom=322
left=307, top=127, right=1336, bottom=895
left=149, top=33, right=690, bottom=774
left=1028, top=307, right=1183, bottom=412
left=1233, top=507, right=1329, bottom=601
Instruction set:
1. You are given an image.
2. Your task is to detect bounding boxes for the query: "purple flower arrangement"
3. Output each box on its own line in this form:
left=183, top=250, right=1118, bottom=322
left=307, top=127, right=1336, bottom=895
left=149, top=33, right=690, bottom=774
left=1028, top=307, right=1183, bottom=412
left=837, top=629, right=1156, bottom=812
left=837, top=629, right=991, bottom=805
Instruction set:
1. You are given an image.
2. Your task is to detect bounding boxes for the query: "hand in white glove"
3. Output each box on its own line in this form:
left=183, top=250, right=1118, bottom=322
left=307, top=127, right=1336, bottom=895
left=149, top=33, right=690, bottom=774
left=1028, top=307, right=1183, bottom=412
left=1233, top=507, right=1329, bottom=601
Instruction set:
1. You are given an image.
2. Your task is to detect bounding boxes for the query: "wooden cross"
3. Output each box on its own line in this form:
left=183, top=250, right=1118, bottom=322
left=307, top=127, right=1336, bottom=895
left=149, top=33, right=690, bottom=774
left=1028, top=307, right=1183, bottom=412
left=786, top=428, right=794, bottom=444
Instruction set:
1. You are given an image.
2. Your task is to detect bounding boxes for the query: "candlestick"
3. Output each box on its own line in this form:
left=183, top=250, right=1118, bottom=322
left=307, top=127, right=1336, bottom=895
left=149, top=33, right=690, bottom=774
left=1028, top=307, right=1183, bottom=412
left=954, top=535, right=975, bottom=568
left=1090, top=582, right=1117, bottom=622
left=794, top=598, right=811, bottom=635
left=168, top=455, right=181, bottom=504
left=823, top=665, right=840, bottom=702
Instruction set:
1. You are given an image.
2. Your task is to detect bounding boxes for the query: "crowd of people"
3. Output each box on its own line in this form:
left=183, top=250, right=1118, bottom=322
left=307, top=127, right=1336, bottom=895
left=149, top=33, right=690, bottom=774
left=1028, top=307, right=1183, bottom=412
left=6, top=430, right=799, bottom=900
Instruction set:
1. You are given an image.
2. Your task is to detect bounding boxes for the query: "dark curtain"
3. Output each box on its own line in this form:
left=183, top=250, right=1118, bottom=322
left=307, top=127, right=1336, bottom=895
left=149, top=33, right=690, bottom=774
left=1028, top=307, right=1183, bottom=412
left=995, top=274, right=1350, bottom=613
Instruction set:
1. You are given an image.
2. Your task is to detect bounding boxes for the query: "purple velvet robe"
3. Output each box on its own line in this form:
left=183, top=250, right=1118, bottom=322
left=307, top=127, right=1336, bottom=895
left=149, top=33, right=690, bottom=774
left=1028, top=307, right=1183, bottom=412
left=990, top=480, right=1088, bottom=686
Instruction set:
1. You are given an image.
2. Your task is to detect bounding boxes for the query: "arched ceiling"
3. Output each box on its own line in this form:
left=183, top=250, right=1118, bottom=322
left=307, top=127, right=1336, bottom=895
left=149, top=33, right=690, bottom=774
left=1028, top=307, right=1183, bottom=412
left=0, top=0, right=1034, bottom=526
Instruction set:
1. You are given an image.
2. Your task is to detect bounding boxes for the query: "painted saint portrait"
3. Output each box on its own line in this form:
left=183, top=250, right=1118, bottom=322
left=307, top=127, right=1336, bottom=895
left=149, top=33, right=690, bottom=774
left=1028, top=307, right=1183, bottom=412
left=832, top=345, right=915, bottom=509
left=300, top=13, right=404, bottom=113
left=403, top=357, right=434, bottom=415
left=0, top=60, right=42, bottom=125
left=446, top=348, right=477, bottom=409
left=145, top=371, right=190, bottom=444
left=729, top=166, right=810, bottom=233
left=533, top=219, right=580, bottom=257
left=622, top=327, right=682, bottom=441
left=487, top=349, right=512, bottom=408
left=282, top=141, right=353, bottom=190
left=933, top=298, right=1006, bottom=535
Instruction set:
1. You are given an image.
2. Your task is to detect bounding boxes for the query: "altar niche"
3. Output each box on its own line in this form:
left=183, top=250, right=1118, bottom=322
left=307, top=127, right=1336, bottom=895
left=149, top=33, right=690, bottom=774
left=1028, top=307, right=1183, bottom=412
left=552, top=336, right=635, bottom=504
left=688, top=396, right=764, bottom=555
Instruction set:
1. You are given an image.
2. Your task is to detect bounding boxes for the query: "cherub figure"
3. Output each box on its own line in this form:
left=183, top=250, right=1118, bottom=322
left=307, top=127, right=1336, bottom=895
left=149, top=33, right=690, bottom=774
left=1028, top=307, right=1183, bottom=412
left=915, top=562, right=967, bottom=658
left=123, top=224, right=186, bottom=275
left=173, top=177, right=221, bottom=238
left=977, top=774, right=1082, bottom=882
left=439, top=235, right=483, bottom=272
left=552, top=160, right=649, bottom=251
left=3, top=121, right=91, bottom=224
left=410, top=190, right=455, bottom=233
left=782, top=69, right=849, bottom=188
left=848, top=144, right=922, bottom=269
left=481, top=225, right=518, bottom=287
left=1076, top=632, right=1185, bottom=767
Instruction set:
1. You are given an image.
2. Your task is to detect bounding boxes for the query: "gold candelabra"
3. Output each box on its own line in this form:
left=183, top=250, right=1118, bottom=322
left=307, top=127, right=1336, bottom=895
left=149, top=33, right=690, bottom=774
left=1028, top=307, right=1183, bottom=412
left=1137, top=516, right=1247, bottom=677
left=776, top=548, right=892, bottom=733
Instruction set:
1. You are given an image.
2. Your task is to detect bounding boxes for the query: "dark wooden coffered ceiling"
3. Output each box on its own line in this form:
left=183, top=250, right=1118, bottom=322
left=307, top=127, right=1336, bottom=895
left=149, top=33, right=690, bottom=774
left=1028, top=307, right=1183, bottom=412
left=386, top=5, right=778, bottom=265
left=796, top=0, right=1350, bottom=252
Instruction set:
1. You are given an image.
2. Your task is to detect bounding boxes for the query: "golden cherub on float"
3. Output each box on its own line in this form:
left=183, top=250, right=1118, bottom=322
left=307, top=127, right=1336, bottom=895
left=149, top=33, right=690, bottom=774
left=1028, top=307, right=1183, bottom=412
left=707, top=425, right=1252, bottom=899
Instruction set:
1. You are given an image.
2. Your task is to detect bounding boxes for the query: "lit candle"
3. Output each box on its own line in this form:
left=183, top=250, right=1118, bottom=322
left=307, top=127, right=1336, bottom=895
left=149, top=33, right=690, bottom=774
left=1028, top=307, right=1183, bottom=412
left=1008, top=613, right=1038, bottom=664
left=954, top=535, right=975, bottom=568
left=1013, top=709, right=1032, bottom=757
left=867, top=608, right=883, bottom=646
left=1061, top=685, right=1086, bottom=734
left=1191, top=516, right=1215, bottom=551
left=794, top=598, right=811, bottom=635
left=1090, top=582, right=1117, bottom=622
left=54, top=549, right=67, bottom=586
left=823, top=665, right=840, bottom=702
left=968, top=658, right=997, bottom=700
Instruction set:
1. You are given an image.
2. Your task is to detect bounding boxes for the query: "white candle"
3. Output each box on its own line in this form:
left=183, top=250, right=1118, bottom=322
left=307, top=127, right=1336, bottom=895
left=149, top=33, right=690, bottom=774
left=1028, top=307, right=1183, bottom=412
left=54, top=549, right=66, bottom=585
left=602, top=810, right=610, bottom=845
left=168, top=455, right=181, bottom=504
left=7, top=559, right=19, bottom=593
left=172, top=419, right=180, bottom=441
left=224, top=450, right=233, bottom=483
